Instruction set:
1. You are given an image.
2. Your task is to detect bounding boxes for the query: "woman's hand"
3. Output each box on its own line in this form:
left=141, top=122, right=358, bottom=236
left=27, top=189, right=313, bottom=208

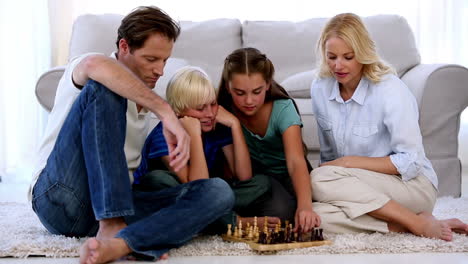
left=294, top=205, right=321, bottom=233
left=320, top=156, right=350, bottom=167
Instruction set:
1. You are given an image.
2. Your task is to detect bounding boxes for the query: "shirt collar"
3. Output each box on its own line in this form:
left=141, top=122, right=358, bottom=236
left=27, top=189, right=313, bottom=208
left=328, top=77, right=369, bottom=105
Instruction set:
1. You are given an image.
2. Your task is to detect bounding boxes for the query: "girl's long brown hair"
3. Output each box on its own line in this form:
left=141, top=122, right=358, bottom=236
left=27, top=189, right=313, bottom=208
left=218, top=47, right=313, bottom=172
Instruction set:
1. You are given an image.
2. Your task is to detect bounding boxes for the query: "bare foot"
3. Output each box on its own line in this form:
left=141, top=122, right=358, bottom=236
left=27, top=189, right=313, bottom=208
left=417, top=212, right=453, bottom=241
left=238, top=216, right=281, bottom=230
left=159, top=253, right=169, bottom=260
left=96, top=217, right=127, bottom=240
left=79, top=237, right=131, bottom=264
left=442, top=218, right=468, bottom=234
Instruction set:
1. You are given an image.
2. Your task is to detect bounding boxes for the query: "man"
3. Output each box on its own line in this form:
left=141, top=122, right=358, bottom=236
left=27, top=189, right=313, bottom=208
left=29, top=6, right=234, bottom=264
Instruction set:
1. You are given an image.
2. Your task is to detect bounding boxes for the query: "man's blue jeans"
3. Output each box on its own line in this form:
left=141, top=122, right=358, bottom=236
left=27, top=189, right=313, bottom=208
left=32, top=80, right=234, bottom=258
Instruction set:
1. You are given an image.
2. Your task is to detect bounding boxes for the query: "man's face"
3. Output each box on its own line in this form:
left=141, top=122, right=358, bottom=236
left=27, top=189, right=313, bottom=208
left=118, top=33, right=174, bottom=88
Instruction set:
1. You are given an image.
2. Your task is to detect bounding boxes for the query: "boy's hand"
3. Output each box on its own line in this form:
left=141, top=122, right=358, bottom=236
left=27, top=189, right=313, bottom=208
left=179, top=116, right=202, bottom=136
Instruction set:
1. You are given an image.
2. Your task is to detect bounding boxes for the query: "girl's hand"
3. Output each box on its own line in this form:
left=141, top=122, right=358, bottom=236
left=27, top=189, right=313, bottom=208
left=179, top=116, right=202, bottom=137
left=294, top=206, right=321, bottom=233
left=215, top=105, right=238, bottom=128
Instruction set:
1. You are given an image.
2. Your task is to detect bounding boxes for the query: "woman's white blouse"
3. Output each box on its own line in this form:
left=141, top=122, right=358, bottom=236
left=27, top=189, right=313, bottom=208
left=310, top=74, right=438, bottom=188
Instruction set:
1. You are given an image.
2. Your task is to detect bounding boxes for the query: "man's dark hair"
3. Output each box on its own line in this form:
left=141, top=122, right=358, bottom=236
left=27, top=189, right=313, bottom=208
left=116, top=6, right=181, bottom=52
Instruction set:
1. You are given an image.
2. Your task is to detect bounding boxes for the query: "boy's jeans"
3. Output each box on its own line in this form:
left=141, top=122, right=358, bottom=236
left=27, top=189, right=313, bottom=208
left=32, top=80, right=234, bottom=258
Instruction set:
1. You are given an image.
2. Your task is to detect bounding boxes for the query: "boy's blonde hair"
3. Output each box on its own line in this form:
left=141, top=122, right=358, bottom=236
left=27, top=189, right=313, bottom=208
left=316, top=13, right=395, bottom=83
left=166, top=66, right=217, bottom=115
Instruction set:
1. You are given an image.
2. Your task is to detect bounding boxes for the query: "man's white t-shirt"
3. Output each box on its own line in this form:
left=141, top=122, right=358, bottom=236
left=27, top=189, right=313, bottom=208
left=28, top=52, right=150, bottom=200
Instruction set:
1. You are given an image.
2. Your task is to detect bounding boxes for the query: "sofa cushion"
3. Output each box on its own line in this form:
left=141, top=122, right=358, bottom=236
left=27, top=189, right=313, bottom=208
left=70, top=15, right=242, bottom=86
left=281, top=70, right=316, bottom=98
left=173, top=19, right=242, bottom=85
left=153, top=58, right=189, bottom=99
left=242, top=15, right=420, bottom=82
left=69, top=14, right=123, bottom=61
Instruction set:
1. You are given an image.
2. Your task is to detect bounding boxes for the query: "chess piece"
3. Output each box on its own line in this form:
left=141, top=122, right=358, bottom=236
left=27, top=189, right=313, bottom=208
left=238, top=220, right=243, bottom=237
left=248, top=226, right=254, bottom=240
left=227, top=224, right=232, bottom=236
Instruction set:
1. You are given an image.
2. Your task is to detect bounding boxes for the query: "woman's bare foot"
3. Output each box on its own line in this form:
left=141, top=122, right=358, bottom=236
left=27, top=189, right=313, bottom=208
left=416, top=212, right=453, bottom=241
left=442, top=218, right=468, bottom=234
left=96, top=217, right=127, bottom=240
left=79, top=237, right=131, bottom=264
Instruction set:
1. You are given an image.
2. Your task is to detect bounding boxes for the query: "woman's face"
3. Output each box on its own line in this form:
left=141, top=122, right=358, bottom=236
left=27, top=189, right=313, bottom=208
left=325, top=36, right=363, bottom=90
left=228, top=73, right=269, bottom=117
left=180, top=100, right=219, bottom=132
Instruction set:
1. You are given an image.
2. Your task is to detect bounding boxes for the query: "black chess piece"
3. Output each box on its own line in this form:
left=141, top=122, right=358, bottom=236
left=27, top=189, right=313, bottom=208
left=319, top=228, right=324, bottom=241
left=258, top=231, right=267, bottom=244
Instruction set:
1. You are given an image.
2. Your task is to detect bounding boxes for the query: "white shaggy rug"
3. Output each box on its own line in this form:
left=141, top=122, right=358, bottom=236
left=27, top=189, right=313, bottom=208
left=1, top=197, right=467, bottom=258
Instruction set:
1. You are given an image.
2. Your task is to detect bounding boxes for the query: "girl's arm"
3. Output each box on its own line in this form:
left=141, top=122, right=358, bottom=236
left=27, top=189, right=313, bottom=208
left=283, top=125, right=321, bottom=231
left=320, top=156, right=398, bottom=175
left=162, top=116, right=210, bottom=183
left=218, top=106, right=252, bottom=181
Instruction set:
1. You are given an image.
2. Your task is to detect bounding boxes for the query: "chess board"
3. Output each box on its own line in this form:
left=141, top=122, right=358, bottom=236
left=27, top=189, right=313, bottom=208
left=221, top=234, right=332, bottom=251
left=221, top=217, right=332, bottom=251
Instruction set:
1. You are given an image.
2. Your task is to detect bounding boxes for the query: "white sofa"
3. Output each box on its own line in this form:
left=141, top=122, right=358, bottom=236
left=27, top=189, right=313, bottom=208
left=36, top=14, right=468, bottom=197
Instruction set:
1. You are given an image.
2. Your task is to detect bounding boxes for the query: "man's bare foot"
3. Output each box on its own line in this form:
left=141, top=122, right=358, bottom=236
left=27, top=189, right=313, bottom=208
left=125, top=252, right=169, bottom=261
left=96, top=217, right=127, bottom=240
left=417, top=212, right=453, bottom=241
left=159, top=253, right=169, bottom=260
left=79, top=237, right=131, bottom=264
left=237, top=216, right=281, bottom=230
left=442, top=218, right=468, bottom=234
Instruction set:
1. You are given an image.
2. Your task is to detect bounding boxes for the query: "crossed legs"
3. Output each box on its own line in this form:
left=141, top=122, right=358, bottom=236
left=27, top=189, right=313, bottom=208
left=311, top=166, right=468, bottom=241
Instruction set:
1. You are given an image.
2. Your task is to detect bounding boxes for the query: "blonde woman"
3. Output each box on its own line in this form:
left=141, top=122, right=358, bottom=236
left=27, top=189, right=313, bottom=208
left=310, top=13, right=467, bottom=240
left=134, top=66, right=271, bottom=232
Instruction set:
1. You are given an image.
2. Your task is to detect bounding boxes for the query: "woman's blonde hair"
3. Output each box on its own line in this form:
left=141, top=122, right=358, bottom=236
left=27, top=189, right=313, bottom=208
left=316, top=13, right=395, bottom=83
left=166, top=66, right=217, bottom=115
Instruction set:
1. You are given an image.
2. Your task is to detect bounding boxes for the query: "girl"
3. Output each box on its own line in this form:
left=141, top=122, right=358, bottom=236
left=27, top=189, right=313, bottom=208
left=310, top=13, right=467, bottom=240
left=218, top=48, right=321, bottom=232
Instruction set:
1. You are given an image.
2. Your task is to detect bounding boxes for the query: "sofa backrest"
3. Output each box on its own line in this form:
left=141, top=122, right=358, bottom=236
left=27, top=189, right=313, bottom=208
left=36, top=14, right=421, bottom=111
left=69, top=15, right=242, bottom=87
left=243, top=15, right=421, bottom=83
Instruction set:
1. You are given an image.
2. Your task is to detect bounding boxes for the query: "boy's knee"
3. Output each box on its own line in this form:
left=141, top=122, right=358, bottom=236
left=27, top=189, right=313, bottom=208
left=204, top=178, right=235, bottom=210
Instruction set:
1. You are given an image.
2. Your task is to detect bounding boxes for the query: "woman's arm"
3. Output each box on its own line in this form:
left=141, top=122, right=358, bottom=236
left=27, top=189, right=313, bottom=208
left=162, top=116, right=209, bottom=183
left=283, top=125, right=321, bottom=231
left=320, top=156, right=398, bottom=175
left=218, top=106, right=252, bottom=181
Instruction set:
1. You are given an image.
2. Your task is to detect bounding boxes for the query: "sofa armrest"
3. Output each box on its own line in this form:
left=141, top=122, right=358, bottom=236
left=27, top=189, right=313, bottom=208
left=401, top=64, right=468, bottom=197
left=35, top=66, right=66, bottom=112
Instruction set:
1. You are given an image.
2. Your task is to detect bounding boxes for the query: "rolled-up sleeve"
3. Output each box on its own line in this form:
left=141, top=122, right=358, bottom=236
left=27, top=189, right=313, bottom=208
left=383, top=80, right=424, bottom=181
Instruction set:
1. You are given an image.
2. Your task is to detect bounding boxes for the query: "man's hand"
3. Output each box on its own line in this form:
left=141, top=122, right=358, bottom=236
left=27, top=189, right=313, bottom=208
left=161, top=113, right=190, bottom=172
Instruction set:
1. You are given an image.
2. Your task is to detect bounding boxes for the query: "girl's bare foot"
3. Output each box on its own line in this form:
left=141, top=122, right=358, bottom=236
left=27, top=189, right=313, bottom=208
left=417, top=212, right=453, bottom=241
left=79, top=237, right=131, bottom=264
